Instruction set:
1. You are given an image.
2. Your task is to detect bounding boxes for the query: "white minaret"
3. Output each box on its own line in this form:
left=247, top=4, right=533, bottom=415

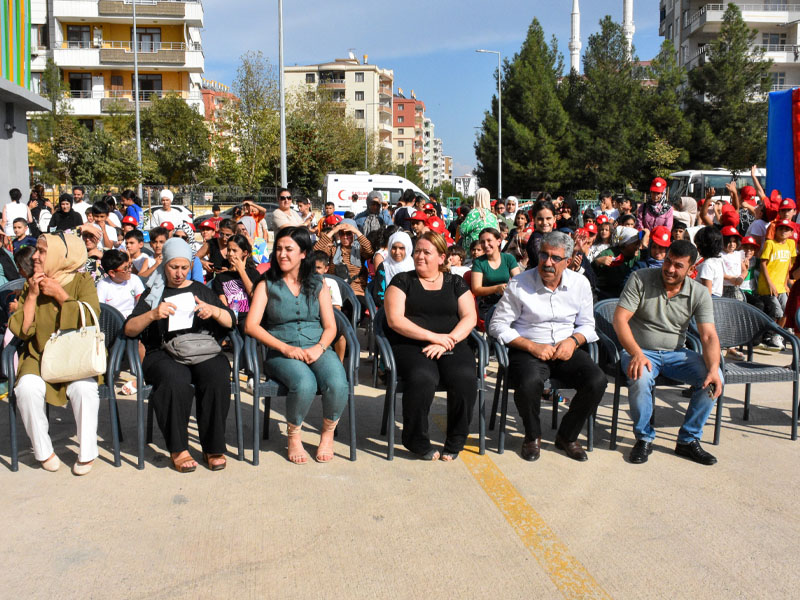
left=623, top=0, right=635, bottom=59
left=569, top=0, right=581, bottom=73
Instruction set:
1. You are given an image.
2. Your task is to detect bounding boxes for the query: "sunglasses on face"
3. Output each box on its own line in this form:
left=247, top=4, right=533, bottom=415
left=174, top=234, right=188, bottom=240
left=538, top=251, right=567, bottom=264
left=112, top=264, right=132, bottom=272
left=279, top=195, right=292, bottom=200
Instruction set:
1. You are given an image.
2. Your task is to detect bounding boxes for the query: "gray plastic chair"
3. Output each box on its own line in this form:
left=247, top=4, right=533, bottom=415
left=126, top=329, right=244, bottom=469
left=324, top=274, right=361, bottom=331
left=245, top=308, right=359, bottom=464
left=691, top=298, right=799, bottom=439
left=2, top=303, right=127, bottom=471
left=374, top=308, right=488, bottom=460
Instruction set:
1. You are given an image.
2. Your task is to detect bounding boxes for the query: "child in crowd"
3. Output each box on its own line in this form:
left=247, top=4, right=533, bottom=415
left=80, top=223, right=105, bottom=283
left=720, top=226, right=747, bottom=302
left=84, top=207, right=94, bottom=223
left=312, top=251, right=346, bottom=361
left=447, top=245, right=470, bottom=277
left=758, top=219, right=797, bottom=350
left=617, top=213, right=636, bottom=228
left=212, top=234, right=260, bottom=335
left=739, top=236, right=761, bottom=308
left=143, top=226, right=168, bottom=278
left=121, top=215, right=138, bottom=236
left=671, top=220, right=689, bottom=241
left=124, top=229, right=155, bottom=278
left=468, top=240, right=484, bottom=266
left=91, top=201, right=118, bottom=250
left=588, top=215, right=613, bottom=263
left=497, top=221, right=509, bottom=250
left=695, top=226, right=725, bottom=298
left=96, top=249, right=144, bottom=319
left=11, top=218, right=37, bottom=253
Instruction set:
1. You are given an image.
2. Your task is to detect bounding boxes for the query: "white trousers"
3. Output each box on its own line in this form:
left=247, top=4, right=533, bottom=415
left=15, top=374, right=100, bottom=462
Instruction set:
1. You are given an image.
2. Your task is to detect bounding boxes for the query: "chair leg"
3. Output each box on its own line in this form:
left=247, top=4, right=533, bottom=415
left=380, top=383, right=391, bottom=436
left=262, top=397, right=271, bottom=440
left=252, top=391, right=261, bottom=466
left=587, top=410, right=594, bottom=452
left=146, top=401, right=154, bottom=444
left=650, top=389, right=656, bottom=429
left=551, top=388, right=559, bottom=430
left=489, top=365, right=503, bottom=431
left=713, top=392, right=723, bottom=446
left=743, top=383, right=751, bottom=421
left=386, top=383, right=396, bottom=460
left=8, top=384, right=18, bottom=472
left=107, top=392, right=122, bottom=468
left=610, top=378, right=621, bottom=451
left=498, top=370, right=510, bottom=454
left=348, top=387, right=357, bottom=461
left=792, top=380, right=799, bottom=441
left=478, top=378, right=486, bottom=456
left=233, top=383, right=244, bottom=461
left=136, top=391, right=145, bottom=471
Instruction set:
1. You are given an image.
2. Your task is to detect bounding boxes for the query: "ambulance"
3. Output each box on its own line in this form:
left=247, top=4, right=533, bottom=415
left=323, top=172, right=429, bottom=215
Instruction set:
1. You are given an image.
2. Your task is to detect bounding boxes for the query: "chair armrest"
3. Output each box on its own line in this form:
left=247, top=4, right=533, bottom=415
left=1, top=336, right=24, bottom=380
left=468, top=329, right=488, bottom=373
left=769, top=324, right=800, bottom=370
left=595, top=330, right=620, bottom=367
left=487, top=334, right=508, bottom=369
left=363, top=291, right=377, bottom=320
left=586, top=340, right=599, bottom=363
left=243, top=335, right=260, bottom=382
left=107, top=337, right=126, bottom=383
left=685, top=332, right=701, bottom=353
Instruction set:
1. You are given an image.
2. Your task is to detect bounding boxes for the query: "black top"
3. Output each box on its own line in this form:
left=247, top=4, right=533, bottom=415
left=386, top=270, right=471, bottom=346
left=207, top=240, right=230, bottom=271
left=49, top=210, right=83, bottom=232
left=127, top=280, right=234, bottom=353
left=211, top=267, right=261, bottom=317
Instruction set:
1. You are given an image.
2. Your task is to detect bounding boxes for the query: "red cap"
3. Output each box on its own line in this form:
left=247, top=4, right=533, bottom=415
left=650, top=225, right=671, bottom=247
left=771, top=189, right=782, bottom=203
left=595, top=215, right=610, bottom=225
left=650, top=177, right=667, bottom=193
left=198, top=219, right=216, bottom=230
left=324, top=215, right=343, bottom=226
left=121, top=215, right=138, bottom=226
left=424, top=203, right=435, bottom=211
left=720, top=203, right=740, bottom=228
left=780, top=198, right=796, bottom=210
left=741, top=185, right=757, bottom=203
left=410, top=211, right=428, bottom=221
left=162, top=222, right=174, bottom=231
left=426, top=216, right=447, bottom=234
left=584, top=222, right=598, bottom=235
left=776, top=219, right=794, bottom=229
left=741, top=235, right=759, bottom=247
left=490, top=200, right=497, bottom=207
left=720, top=225, right=741, bottom=238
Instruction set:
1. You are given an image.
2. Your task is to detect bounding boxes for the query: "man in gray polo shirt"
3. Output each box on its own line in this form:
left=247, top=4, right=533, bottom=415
left=613, top=240, right=723, bottom=465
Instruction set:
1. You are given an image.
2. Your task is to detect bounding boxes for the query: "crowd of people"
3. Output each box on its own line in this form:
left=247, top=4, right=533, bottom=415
left=4, top=169, right=796, bottom=473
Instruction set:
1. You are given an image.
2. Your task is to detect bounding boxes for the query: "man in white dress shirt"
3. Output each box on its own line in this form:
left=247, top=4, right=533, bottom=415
left=488, top=231, right=607, bottom=462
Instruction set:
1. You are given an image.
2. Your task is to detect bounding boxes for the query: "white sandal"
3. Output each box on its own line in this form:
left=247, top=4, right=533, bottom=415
left=40, top=453, right=61, bottom=472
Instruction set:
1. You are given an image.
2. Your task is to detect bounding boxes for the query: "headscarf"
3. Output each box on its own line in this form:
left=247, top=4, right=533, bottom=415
left=333, top=218, right=361, bottom=267
left=175, top=221, right=201, bottom=255
left=145, top=238, right=193, bottom=309
left=646, top=189, right=671, bottom=217
left=383, top=231, right=414, bottom=285
left=238, top=216, right=256, bottom=239
left=613, top=226, right=641, bottom=247
left=473, top=187, right=492, bottom=216
left=41, top=233, right=87, bottom=286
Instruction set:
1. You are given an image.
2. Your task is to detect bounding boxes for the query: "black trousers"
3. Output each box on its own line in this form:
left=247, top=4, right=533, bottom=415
left=507, top=347, right=607, bottom=442
left=143, top=350, right=231, bottom=454
left=394, top=342, right=477, bottom=454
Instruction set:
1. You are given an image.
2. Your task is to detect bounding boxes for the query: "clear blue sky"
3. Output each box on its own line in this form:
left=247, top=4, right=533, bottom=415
left=202, top=0, right=663, bottom=179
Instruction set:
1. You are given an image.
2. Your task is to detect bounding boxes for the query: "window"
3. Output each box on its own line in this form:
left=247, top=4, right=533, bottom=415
left=397, top=153, right=404, bottom=160
left=397, top=103, right=403, bottom=111
left=68, top=72, right=92, bottom=96
left=397, top=116, right=404, bottom=123
left=306, top=73, right=315, bottom=83
left=771, top=72, right=786, bottom=88
left=355, top=91, right=364, bottom=101
left=397, top=128, right=404, bottom=135
left=762, top=32, right=787, bottom=50
left=666, top=24, right=672, bottom=40
left=355, top=72, right=364, bottom=82
left=133, top=27, right=161, bottom=52
left=355, top=109, right=365, bottom=119
left=66, top=26, right=90, bottom=48
left=398, top=140, right=404, bottom=147
left=333, top=90, right=345, bottom=102
left=132, top=74, right=162, bottom=99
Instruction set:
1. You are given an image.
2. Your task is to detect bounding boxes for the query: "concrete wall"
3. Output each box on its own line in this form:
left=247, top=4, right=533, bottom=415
left=0, top=100, right=35, bottom=207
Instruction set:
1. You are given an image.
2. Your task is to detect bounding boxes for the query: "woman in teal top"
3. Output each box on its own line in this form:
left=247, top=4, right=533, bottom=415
left=245, top=227, right=349, bottom=464
left=471, top=227, right=520, bottom=321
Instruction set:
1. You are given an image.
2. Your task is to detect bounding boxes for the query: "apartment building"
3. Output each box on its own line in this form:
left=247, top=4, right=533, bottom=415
left=660, top=1, right=800, bottom=90
left=284, top=54, right=393, bottom=155
left=201, top=78, right=236, bottom=129
left=443, top=156, right=453, bottom=184
left=392, top=91, right=425, bottom=171
left=30, top=0, right=204, bottom=127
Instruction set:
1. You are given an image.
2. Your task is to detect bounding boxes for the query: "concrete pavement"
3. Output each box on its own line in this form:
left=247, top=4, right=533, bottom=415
left=2, top=346, right=799, bottom=599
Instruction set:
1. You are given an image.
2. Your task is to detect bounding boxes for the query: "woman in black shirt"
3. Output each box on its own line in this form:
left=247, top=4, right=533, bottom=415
left=384, top=231, right=478, bottom=461
left=212, top=233, right=260, bottom=334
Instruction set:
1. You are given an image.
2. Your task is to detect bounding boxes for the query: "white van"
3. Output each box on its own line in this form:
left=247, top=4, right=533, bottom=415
left=668, top=168, right=766, bottom=204
left=323, top=172, right=429, bottom=215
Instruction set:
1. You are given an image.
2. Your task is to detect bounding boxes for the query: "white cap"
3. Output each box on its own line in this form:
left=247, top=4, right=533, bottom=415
left=159, top=189, right=174, bottom=201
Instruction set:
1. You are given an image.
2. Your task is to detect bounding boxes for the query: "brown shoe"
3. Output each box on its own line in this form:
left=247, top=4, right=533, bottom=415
left=555, top=434, right=588, bottom=462
left=520, top=437, right=541, bottom=462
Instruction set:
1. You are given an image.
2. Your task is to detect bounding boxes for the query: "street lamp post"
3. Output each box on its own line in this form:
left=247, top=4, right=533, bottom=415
left=278, top=0, right=287, bottom=188
left=476, top=49, right=502, bottom=199
left=132, top=0, right=143, bottom=200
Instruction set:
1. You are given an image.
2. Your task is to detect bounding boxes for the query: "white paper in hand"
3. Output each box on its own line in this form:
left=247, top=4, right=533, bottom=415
left=167, top=291, right=196, bottom=332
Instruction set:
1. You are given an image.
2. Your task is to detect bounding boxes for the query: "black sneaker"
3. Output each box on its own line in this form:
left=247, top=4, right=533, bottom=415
left=629, top=440, right=653, bottom=464
left=674, top=440, right=717, bottom=465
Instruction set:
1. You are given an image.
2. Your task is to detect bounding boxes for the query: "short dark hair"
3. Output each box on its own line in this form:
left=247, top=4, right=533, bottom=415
left=125, top=229, right=144, bottom=243
left=532, top=199, right=555, bottom=217
left=13, top=245, right=35, bottom=278
left=242, top=196, right=255, bottom=203
left=72, top=185, right=85, bottom=194
left=101, top=249, right=128, bottom=272
left=694, top=226, right=723, bottom=260
left=9, top=188, right=21, bottom=202
left=600, top=190, right=612, bottom=200
left=325, top=201, right=335, bottom=208
left=311, top=250, right=330, bottom=265
left=150, top=226, right=168, bottom=241
left=91, top=200, right=110, bottom=216
left=446, top=245, right=466, bottom=260
left=219, top=218, right=237, bottom=233
left=212, top=203, right=221, bottom=211
left=583, top=208, right=596, bottom=220
left=618, top=214, right=636, bottom=226
left=278, top=187, right=290, bottom=197
left=479, top=227, right=502, bottom=240
left=401, top=189, right=417, bottom=204
left=12, top=217, right=27, bottom=227
left=343, top=211, right=355, bottom=219
left=667, top=240, right=698, bottom=265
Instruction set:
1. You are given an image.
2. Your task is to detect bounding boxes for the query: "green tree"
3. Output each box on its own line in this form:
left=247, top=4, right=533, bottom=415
left=688, top=3, right=772, bottom=170
left=139, top=94, right=212, bottom=184
left=475, top=18, right=569, bottom=195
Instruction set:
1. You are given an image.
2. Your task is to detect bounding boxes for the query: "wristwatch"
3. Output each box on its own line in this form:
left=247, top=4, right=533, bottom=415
left=569, top=334, right=581, bottom=347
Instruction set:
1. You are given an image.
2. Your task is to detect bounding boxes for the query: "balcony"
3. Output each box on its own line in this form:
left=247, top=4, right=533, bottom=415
left=54, top=40, right=203, bottom=71
left=319, top=78, right=345, bottom=89
left=378, top=103, right=392, bottom=116
left=685, top=42, right=800, bottom=69
left=53, top=0, right=204, bottom=26
left=65, top=88, right=203, bottom=116
left=685, top=4, right=800, bottom=35
left=379, top=84, right=392, bottom=97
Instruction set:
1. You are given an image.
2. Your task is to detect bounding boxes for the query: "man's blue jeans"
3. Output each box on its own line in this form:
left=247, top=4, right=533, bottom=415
left=621, top=349, right=722, bottom=444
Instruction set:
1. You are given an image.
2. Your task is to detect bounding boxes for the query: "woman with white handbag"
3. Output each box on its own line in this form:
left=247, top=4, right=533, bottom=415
left=9, top=233, right=103, bottom=476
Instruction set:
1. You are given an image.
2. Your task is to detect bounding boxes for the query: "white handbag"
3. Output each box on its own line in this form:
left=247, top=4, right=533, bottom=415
left=40, top=301, right=107, bottom=384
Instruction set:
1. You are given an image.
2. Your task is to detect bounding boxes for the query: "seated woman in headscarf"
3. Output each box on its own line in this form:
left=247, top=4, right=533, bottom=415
left=314, top=218, right=374, bottom=314
left=124, top=238, right=235, bottom=473
left=372, top=231, right=414, bottom=307
left=459, top=188, right=499, bottom=251
left=10, top=233, right=102, bottom=475
left=172, top=222, right=205, bottom=283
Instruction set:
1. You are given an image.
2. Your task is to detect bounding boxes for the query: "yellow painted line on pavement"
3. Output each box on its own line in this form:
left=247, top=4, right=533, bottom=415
left=433, top=415, right=611, bottom=600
